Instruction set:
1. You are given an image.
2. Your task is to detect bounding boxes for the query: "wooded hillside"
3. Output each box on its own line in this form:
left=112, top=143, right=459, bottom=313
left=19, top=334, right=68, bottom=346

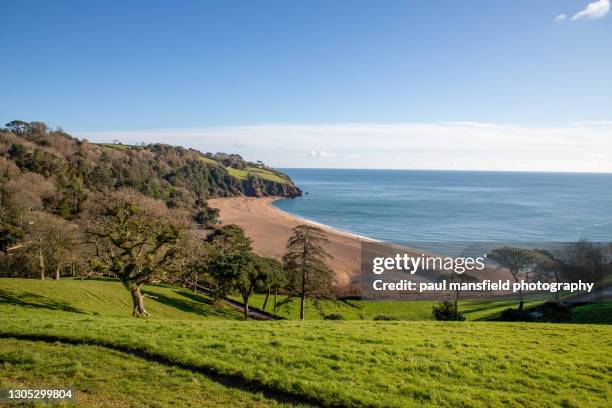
left=0, top=120, right=301, bottom=278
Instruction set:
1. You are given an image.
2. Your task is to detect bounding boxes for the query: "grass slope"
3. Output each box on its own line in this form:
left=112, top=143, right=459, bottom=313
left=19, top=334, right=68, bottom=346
left=571, top=303, right=612, bottom=324
left=198, top=156, right=288, bottom=184
left=1, top=315, right=610, bottom=407
left=0, top=278, right=242, bottom=320
left=226, top=166, right=288, bottom=183
left=0, top=339, right=293, bottom=407
left=1, top=279, right=610, bottom=407
left=236, top=293, right=549, bottom=321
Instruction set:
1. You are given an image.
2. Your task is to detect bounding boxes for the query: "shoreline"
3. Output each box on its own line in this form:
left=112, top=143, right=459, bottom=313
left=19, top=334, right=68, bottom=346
left=208, top=196, right=367, bottom=285
left=208, top=196, right=513, bottom=288
left=268, top=197, right=381, bottom=243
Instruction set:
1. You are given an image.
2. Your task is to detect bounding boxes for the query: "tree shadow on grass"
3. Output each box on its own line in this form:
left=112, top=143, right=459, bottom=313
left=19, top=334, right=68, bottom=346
left=143, top=289, right=239, bottom=319
left=0, top=288, right=85, bottom=314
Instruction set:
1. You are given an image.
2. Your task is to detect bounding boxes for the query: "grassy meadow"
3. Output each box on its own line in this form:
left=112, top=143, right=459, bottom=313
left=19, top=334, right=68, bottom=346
left=0, top=278, right=242, bottom=320
left=0, top=339, right=293, bottom=408
left=0, top=278, right=610, bottom=407
left=197, top=155, right=289, bottom=183
left=239, top=292, right=552, bottom=321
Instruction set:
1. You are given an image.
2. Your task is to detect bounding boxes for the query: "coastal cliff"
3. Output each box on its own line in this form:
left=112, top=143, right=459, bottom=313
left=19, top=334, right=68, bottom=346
left=241, top=176, right=302, bottom=198
left=0, top=120, right=300, bottom=230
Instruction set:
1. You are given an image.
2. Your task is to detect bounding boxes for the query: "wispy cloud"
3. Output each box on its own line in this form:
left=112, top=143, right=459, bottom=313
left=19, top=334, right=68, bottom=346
left=571, top=0, right=610, bottom=21
left=307, top=150, right=336, bottom=158
left=554, top=14, right=567, bottom=23
left=78, top=121, right=612, bottom=173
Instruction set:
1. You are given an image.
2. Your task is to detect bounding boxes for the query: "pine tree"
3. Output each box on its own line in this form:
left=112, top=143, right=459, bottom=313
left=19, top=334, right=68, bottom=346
left=283, top=225, right=333, bottom=320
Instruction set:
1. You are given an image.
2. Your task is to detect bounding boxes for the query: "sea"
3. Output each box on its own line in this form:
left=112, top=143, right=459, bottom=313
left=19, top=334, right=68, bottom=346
left=273, top=169, right=612, bottom=245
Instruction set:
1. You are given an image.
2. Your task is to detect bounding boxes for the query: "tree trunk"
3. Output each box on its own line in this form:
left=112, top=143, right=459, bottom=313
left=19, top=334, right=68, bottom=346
left=193, top=277, right=198, bottom=294
left=243, top=297, right=249, bottom=320
left=511, top=272, right=523, bottom=311
left=300, top=268, right=306, bottom=320
left=300, top=293, right=305, bottom=320
left=55, top=264, right=60, bottom=280
left=130, top=285, right=149, bottom=317
left=274, top=290, right=278, bottom=314
left=262, top=289, right=270, bottom=311
left=38, top=248, right=45, bottom=280
left=454, top=290, right=459, bottom=311
left=554, top=271, right=561, bottom=302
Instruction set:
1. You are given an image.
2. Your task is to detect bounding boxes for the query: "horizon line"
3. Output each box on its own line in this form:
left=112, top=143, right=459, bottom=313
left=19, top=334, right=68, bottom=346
left=275, top=167, right=612, bottom=175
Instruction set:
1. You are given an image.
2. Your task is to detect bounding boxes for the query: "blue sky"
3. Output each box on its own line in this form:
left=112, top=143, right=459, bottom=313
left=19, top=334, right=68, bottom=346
left=1, top=1, right=611, bottom=171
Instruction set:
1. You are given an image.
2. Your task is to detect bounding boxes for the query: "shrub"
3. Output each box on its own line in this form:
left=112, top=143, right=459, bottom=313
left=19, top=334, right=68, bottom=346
left=373, top=314, right=400, bottom=321
left=499, top=307, right=533, bottom=322
left=432, top=301, right=465, bottom=321
left=323, top=313, right=345, bottom=320
left=0, top=350, right=36, bottom=365
left=537, top=301, right=571, bottom=322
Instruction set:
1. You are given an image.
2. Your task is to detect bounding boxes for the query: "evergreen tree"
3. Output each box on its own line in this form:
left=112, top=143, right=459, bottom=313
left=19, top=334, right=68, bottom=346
left=283, top=225, right=333, bottom=320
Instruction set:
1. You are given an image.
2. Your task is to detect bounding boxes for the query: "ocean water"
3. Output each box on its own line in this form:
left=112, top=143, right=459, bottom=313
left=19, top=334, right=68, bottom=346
left=273, top=169, right=612, bottom=244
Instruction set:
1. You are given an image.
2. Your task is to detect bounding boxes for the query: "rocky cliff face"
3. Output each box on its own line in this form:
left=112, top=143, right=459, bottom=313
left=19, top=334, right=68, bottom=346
left=241, top=176, right=302, bottom=198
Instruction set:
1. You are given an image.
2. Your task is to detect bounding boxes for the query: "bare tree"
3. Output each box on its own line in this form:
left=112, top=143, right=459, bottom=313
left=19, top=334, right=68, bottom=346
left=26, top=212, right=78, bottom=280
left=177, top=233, right=212, bottom=293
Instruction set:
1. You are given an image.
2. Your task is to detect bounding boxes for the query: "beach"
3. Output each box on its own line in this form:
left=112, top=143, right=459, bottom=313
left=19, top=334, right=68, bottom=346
left=208, top=196, right=514, bottom=292
left=208, top=197, right=370, bottom=285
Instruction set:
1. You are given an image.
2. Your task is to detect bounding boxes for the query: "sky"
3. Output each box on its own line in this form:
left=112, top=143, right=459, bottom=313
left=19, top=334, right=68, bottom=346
left=1, top=0, right=611, bottom=172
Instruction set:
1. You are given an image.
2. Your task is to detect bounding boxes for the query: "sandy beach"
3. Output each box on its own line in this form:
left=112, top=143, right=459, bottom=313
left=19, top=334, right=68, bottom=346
left=208, top=197, right=513, bottom=292
left=208, top=197, right=370, bottom=286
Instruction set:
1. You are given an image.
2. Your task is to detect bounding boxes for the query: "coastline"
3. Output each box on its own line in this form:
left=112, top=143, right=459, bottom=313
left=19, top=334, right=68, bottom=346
left=269, top=198, right=381, bottom=243
left=208, top=196, right=369, bottom=285
left=208, top=196, right=513, bottom=288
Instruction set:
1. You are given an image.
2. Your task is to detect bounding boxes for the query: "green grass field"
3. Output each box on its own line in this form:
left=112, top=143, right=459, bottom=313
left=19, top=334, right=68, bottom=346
left=243, top=292, right=611, bottom=324
left=198, top=156, right=289, bottom=184
left=0, top=339, right=293, bottom=407
left=199, top=156, right=220, bottom=165
left=1, top=278, right=610, bottom=407
left=240, top=293, right=551, bottom=321
left=0, top=278, right=242, bottom=320
left=226, top=165, right=288, bottom=183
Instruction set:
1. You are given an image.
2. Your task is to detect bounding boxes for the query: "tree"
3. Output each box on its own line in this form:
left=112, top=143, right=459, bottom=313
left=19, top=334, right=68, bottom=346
left=5, top=120, right=30, bottom=136
left=258, top=257, right=286, bottom=313
left=209, top=251, right=259, bottom=319
left=25, top=212, right=78, bottom=280
left=206, top=223, right=252, bottom=295
left=0, top=223, right=22, bottom=253
left=207, top=224, right=252, bottom=255
left=83, top=191, right=184, bottom=316
left=532, top=249, right=565, bottom=301
left=177, top=234, right=212, bottom=293
left=438, top=272, right=478, bottom=311
left=283, top=224, right=334, bottom=320
left=562, top=240, right=605, bottom=284
left=193, top=199, right=219, bottom=227
left=487, top=247, right=538, bottom=311
left=235, top=254, right=269, bottom=319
